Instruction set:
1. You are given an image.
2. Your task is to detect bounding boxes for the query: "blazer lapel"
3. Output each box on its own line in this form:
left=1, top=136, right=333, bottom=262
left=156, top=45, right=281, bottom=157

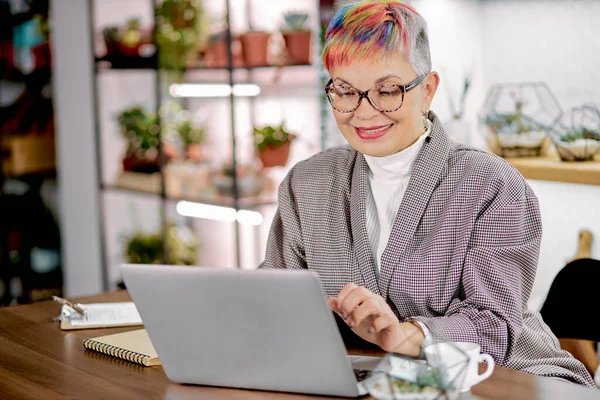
left=350, top=152, right=381, bottom=296
left=378, top=111, right=453, bottom=299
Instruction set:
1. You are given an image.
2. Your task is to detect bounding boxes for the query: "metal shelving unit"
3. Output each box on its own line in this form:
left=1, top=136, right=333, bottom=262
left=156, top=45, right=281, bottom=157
left=88, top=0, right=321, bottom=289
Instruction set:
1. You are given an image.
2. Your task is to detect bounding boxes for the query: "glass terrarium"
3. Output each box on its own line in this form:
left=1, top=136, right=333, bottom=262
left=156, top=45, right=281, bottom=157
left=549, top=105, right=600, bottom=161
left=364, top=329, right=471, bottom=400
left=480, top=82, right=562, bottom=157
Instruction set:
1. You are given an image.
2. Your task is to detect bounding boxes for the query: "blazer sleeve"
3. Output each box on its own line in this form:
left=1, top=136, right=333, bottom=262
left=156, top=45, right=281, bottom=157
left=412, top=187, right=542, bottom=365
left=258, top=166, right=307, bottom=270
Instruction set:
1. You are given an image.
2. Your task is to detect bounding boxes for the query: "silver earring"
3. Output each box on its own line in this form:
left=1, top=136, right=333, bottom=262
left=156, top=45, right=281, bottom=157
left=421, top=110, right=429, bottom=133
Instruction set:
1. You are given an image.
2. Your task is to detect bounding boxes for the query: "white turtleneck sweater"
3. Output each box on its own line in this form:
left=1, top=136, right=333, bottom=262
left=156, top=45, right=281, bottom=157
left=363, top=122, right=431, bottom=276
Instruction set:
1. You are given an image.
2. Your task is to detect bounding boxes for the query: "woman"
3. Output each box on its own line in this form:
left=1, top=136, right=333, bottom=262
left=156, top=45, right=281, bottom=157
left=259, top=0, right=594, bottom=387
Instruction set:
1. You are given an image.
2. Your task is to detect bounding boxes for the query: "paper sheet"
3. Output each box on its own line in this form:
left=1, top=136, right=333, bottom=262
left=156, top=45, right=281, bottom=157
left=65, top=302, right=142, bottom=327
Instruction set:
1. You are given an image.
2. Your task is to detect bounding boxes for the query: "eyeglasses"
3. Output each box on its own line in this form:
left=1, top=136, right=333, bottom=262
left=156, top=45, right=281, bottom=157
left=324, top=73, right=428, bottom=113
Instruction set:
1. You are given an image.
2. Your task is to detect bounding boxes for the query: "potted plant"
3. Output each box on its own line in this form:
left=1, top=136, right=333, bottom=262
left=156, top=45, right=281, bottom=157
left=281, top=12, right=312, bottom=64
left=124, top=229, right=163, bottom=264
left=240, top=30, right=271, bottom=67
left=549, top=105, right=600, bottom=161
left=203, top=29, right=244, bottom=68
left=156, top=0, right=207, bottom=69
left=117, top=106, right=162, bottom=173
left=102, top=18, right=153, bottom=59
left=204, top=29, right=229, bottom=68
left=177, top=118, right=206, bottom=162
left=444, top=73, right=472, bottom=144
left=484, top=106, right=548, bottom=157
left=124, top=222, right=200, bottom=265
left=253, top=123, right=296, bottom=168
left=102, top=26, right=120, bottom=56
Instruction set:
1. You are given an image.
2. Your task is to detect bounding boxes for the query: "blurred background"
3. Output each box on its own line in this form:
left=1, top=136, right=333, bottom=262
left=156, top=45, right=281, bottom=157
left=1, top=0, right=599, bottom=313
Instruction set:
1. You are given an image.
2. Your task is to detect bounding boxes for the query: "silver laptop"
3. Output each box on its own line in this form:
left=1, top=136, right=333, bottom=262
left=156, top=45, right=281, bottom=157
left=120, top=264, right=383, bottom=397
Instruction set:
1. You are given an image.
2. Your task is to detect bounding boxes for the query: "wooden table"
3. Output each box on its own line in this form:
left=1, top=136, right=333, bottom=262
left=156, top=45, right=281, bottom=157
left=1, top=291, right=599, bottom=400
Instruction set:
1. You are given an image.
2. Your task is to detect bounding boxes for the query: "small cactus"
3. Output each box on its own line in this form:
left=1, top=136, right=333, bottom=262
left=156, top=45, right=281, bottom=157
left=283, top=12, right=309, bottom=31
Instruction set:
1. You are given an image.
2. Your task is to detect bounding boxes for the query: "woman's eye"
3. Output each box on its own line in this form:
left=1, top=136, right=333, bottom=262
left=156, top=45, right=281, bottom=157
left=378, top=87, right=402, bottom=97
left=334, top=88, right=357, bottom=97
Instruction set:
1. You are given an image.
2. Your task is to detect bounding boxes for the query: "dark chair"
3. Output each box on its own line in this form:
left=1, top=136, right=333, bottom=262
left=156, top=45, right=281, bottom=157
left=540, top=232, right=599, bottom=378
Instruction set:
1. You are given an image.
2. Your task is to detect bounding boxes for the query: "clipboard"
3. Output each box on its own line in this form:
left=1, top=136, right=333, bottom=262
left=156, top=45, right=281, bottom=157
left=57, top=302, right=144, bottom=330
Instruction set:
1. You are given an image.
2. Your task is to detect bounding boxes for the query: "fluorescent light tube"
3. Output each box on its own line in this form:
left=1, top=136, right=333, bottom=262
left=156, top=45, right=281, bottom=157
left=169, top=83, right=261, bottom=98
left=176, top=201, right=263, bottom=226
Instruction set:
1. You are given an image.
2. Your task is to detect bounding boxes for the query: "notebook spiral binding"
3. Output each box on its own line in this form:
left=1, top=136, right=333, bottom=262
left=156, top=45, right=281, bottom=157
left=83, top=338, right=152, bottom=366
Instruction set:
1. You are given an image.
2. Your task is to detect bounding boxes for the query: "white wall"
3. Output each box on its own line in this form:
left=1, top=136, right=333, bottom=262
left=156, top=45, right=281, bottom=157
left=481, top=0, right=600, bottom=111
left=412, top=0, right=487, bottom=148
left=480, top=0, right=600, bottom=310
left=527, top=180, right=600, bottom=310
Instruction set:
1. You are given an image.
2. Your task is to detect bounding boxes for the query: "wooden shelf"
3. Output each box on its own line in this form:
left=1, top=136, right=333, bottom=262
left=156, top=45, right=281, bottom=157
left=504, top=152, right=600, bottom=186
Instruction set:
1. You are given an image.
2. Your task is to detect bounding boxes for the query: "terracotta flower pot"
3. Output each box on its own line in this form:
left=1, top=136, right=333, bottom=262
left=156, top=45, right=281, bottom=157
left=185, top=144, right=205, bottom=163
left=282, top=31, right=312, bottom=64
left=205, top=40, right=229, bottom=68
left=258, top=141, right=292, bottom=168
left=204, top=38, right=244, bottom=68
left=240, top=32, right=270, bottom=67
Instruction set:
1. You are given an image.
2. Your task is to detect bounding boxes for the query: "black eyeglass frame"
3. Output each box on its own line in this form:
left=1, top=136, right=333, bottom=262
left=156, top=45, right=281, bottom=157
left=324, top=73, right=429, bottom=113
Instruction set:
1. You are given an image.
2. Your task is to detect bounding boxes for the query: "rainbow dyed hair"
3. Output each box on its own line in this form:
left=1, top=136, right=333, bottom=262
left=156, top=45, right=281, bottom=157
left=322, top=0, right=431, bottom=75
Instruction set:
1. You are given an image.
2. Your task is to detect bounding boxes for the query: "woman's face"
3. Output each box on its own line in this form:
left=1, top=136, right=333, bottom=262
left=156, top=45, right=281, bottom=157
left=329, top=53, right=439, bottom=157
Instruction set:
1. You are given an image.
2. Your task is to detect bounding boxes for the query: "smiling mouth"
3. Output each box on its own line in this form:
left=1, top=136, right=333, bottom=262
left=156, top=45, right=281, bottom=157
left=354, top=124, right=394, bottom=139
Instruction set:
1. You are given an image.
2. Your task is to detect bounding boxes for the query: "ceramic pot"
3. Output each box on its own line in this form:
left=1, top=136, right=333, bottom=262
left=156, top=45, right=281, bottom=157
left=258, top=141, right=292, bottom=168
left=282, top=31, right=312, bottom=64
left=240, top=32, right=270, bottom=67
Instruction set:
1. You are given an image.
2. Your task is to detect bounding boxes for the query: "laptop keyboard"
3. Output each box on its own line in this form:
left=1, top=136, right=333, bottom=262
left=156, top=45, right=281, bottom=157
left=353, top=368, right=371, bottom=382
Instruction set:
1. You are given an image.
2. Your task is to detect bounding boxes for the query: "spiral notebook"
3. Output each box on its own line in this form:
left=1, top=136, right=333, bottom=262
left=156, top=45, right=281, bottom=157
left=83, top=329, right=161, bottom=367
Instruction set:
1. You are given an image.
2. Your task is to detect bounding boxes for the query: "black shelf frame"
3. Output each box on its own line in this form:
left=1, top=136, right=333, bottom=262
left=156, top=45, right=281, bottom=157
left=94, top=55, right=312, bottom=71
left=88, top=0, right=293, bottom=288
left=100, top=183, right=277, bottom=210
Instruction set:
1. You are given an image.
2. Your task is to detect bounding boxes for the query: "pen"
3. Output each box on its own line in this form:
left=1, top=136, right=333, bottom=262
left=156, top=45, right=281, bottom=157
left=52, top=296, right=87, bottom=316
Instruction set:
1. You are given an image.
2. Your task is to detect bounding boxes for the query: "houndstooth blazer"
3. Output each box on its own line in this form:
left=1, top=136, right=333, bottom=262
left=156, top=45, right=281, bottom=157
left=259, top=111, right=594, bottom=387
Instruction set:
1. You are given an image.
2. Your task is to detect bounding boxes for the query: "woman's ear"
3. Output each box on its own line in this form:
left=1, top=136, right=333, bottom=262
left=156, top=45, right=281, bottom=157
left=421, top=71, right=440, bottom=112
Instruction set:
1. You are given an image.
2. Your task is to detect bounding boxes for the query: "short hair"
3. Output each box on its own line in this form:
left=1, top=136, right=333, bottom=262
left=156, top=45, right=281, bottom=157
left=322, top=0, right=431, bottom=76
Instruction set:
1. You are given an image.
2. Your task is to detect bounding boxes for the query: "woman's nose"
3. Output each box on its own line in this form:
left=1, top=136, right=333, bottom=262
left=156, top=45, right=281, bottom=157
left=355, top=96, right=381, bottom=119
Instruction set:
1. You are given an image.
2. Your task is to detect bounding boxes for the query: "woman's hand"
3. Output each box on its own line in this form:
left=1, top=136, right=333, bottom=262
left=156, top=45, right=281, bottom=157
left=327, top=283, right=424, bottom=356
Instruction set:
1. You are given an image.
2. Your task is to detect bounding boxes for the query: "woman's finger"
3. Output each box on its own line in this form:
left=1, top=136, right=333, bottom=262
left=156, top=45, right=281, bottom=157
left=348, top=298, right=381, bottom=328
left=326, top=297, right=339, bottom=313
left=336, top=283, right=358, bottom=312
left=338, top=286, right=372, bottom=317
